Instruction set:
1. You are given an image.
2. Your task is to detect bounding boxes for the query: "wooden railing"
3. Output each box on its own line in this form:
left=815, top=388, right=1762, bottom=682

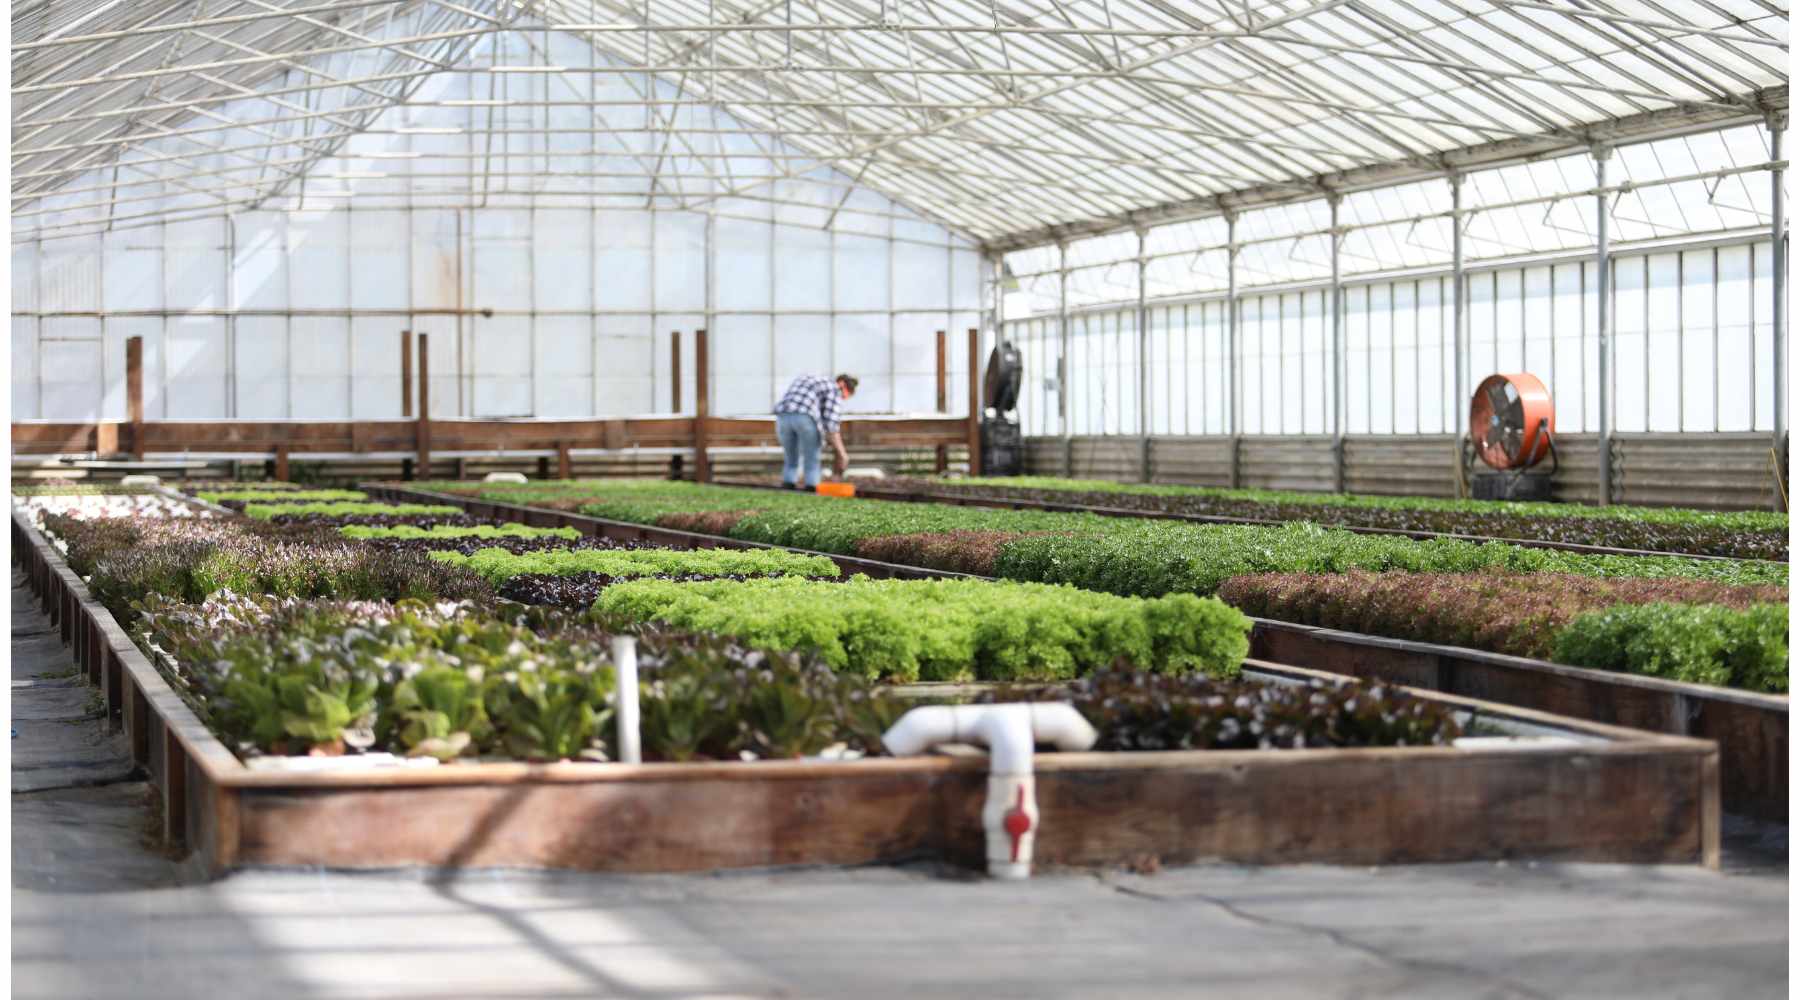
left=13, top=328, right=987, bottom=482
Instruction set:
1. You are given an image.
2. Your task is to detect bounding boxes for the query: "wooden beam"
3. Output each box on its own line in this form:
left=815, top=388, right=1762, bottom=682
left=670, top=330, right=682, bottom=413
left=557, top=443, right=573, bottom=480
left=11, top=416, right=965, bottom=457
left=399, top=330, right=413, bottom=419
left=694, top=328, right=710, bottom=483
left=967, top=328, right=982, bottom=477
left=273, top=445, right=289, bottom=482
left=126, top=336, right=144, bottom=460
left=935, top=329, right=948, bottom=475
left=416, top=332, right=431, bottom=476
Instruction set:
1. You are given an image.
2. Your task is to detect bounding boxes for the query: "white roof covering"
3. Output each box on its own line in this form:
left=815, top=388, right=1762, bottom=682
left=12, top=0, right=1790, bottom=248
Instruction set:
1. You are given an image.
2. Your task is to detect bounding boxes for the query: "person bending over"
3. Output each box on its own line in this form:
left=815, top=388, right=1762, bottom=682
left=774, top=373, right=857, bottom=489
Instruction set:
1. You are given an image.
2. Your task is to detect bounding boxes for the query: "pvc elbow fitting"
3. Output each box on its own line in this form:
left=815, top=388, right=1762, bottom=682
left=881, top=702, right=1096, bottom=879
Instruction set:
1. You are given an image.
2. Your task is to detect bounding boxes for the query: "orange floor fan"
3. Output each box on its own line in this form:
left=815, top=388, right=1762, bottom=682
left=1468, top=372, right=1558, bottom=501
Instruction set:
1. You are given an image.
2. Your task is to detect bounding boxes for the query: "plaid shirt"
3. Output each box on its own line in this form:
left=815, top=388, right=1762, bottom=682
left=775, top=374, right=844, bottom=435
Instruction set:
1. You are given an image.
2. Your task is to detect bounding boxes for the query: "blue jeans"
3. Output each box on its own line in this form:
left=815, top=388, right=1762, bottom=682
left=776, top=412, right=822, bottom=488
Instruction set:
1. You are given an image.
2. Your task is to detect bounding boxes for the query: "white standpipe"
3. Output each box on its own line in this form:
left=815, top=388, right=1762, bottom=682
left=882, top=703, right=1097, bottom=879
left=611, top=635, right=641, bottom=764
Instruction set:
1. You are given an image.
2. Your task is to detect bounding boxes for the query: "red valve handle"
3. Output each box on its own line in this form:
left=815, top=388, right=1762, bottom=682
left=1002, top=786, right=1032, bottom=862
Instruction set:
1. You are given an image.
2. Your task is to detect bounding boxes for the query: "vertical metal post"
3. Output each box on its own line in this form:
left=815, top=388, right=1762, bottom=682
left=1450, top=174, right=1466, bottom=497
left=1136, top=228, right=1151, bottom=482
left=1328, top=193, right=1345, bottom=493
left=1770, top=113, right=1788, bottom=510
left=1058, top=242, right=1073, bottom=476
left=1226, top=212, right=1241, bottom=488
left=1594, top=146, right=1614, bottom=506
left=967, top=327, right=983, bottom=477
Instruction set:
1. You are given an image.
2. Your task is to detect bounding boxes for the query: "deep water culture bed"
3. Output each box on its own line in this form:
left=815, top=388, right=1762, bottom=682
left=13, top=496, right=1724, bottom=876
left=370, top=479, right=1789, bottom=820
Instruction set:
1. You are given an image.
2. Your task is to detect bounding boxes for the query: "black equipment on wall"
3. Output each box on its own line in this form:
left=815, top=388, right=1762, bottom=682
left=981, top=341, right=1025, bottom=476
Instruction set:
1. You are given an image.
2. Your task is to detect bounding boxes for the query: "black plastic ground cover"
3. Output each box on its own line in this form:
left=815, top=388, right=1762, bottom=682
left=361, top=480, right=1789, bottom=821
left=712, top=479, right=1781, bottom=566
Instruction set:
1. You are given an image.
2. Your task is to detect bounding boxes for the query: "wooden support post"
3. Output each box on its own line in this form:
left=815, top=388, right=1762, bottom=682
left=125, top=335, right=144, bottom=461
left=163, top=729, right=187, bottom=847
left=669, top=331, right=686, bottom=480
left=558, top=443, right=573, bottom=480
left=274, top=446, right=290, bottom=482
left=967, top=328, right=982, bottom=477
left=416, top=332, right=431, bottom=478
left=400, top=329, right=413, bottom=418
left=694, top=328, right=711, bottom=483
left=935, top=329, right=948, bottom=474
left=129, top=675, right=149, bottom=765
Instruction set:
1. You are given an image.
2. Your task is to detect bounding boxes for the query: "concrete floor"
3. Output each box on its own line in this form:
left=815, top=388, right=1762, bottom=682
left=10, top=573, right=1789, bottom=1000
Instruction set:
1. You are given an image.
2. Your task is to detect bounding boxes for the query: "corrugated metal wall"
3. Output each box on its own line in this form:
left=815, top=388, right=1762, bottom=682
left=1023, top=433, right=1782, bottom=510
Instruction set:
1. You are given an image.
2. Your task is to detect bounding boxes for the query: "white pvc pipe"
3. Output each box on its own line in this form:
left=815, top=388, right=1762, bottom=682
left=611, top=635, right=641, bottom=765
left=882, top=703, right=1096, bottom=879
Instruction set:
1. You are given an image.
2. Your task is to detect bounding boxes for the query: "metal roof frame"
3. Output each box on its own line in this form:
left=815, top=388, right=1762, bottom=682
left=10, top=0, right=1790, bottom=248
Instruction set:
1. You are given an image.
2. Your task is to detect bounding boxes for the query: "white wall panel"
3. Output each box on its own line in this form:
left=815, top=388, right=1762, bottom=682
left=893, top=242, right=947, bottom=312
left=12, top=317, right=39, bottom=420
left=653, top=213, right=707, bottom=312
left=952, top=249, right=983, bottom=311
left=288, top=212, right=351, bottom=309
left=234, top=317, right=290, bottom=418
left=773, top=227, right=831, bottom=311
left=715, top=217, right=771, bottom=311
left=39, top=237, right=100, bottom=312
left=596, top=210, right=653, bottom=311
left=290, top=317, right=350, bottom=418
left=834, top=314, right=892, bottom=411
left=891, top=322, right=939, bottom=377
left=104, top=245, right=162, bottom=312
left=534, top=315, right=594, bottom=417
left=596, top=315, right=655, bottom=415
left=10, top=63, right=981, bottom=425
left=411, top=211, right=461, bottom=309
left=163, top=317, right=228, bottom=417
left=40, top=328, right=103, bottom=420
left=712, top=316, right=773, bottom=416
left=834, top=234, right=888, bottom=312
left=533, top=209, right=592, bottom=312
left=13, top=245, right=37, bottom=312
left=474, top=244, right=531, bottom=307
left=350, top=318, right=405, bottom=418
left=232, top=214, right=287, bottom=310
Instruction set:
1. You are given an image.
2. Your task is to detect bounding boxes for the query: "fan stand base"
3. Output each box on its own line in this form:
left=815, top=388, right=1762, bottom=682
left=980, top=415, right=1024, bottom=476
left=1471, top=470, right=1555, bottom=502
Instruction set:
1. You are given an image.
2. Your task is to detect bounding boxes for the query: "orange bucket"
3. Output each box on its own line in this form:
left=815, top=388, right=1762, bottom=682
left=815, top=481, right=856, bottom=498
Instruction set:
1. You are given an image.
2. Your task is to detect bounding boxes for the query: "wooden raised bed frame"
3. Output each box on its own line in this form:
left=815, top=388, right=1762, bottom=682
left=14, top=502, right=1721, bottom=876
left=366, top=481, right=1788, bottom=822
